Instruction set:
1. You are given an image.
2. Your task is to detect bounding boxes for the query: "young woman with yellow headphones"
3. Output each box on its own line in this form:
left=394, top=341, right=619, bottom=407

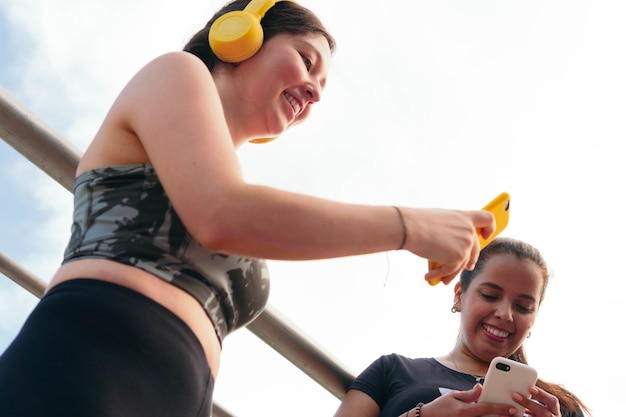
left=0, top=1, right=497, bottom=415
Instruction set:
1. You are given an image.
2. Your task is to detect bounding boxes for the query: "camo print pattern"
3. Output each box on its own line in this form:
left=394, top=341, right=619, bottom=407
left=63, top=163, right=270, bottom=343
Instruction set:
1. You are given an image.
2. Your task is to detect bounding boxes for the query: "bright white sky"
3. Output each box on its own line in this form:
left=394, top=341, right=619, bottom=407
left=0, top=0, right=622, bottom=416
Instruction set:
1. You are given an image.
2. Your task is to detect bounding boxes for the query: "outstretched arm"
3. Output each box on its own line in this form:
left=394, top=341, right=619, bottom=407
left=91, top=52, right=494, bottom=278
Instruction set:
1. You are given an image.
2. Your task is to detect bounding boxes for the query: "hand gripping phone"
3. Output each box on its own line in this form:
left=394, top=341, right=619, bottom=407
left=477, top=356, right=538, bottom=417
left=428, top=192, right=510, bottom=285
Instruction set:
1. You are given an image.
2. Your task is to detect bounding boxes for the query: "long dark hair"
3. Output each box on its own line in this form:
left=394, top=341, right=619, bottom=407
left=183, top=0, right=336, bottom=71
left=460, top=238, right=591, bottom=416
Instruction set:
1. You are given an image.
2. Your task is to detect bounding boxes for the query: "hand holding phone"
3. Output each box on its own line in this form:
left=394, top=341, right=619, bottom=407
left=477, top=356, right=538, bottom=417
left=428, top=192, right=510, bottom=286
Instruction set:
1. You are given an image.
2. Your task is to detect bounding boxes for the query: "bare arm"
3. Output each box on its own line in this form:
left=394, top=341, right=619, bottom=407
left=88, top=52, right=494, bottom=280
left=334, top=390, right=381, bottom=417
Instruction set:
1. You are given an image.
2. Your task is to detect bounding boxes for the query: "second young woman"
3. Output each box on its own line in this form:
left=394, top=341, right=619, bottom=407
left=334, top=238, right=591, bottom=417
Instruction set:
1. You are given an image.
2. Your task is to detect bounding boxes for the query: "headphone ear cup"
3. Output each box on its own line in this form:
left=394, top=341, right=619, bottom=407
left=209, top=10, right=264, bottom=63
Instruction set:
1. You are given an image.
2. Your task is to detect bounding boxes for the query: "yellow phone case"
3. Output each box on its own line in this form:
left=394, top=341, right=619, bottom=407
left=428, top=192, right=510, bottom=285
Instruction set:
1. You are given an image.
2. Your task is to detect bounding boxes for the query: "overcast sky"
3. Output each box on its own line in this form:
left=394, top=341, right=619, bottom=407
left=1, top=1, right=623, bottom=416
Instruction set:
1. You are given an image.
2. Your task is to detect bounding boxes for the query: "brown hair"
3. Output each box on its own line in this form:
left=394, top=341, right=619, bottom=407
left=183, top=0, right=336, bottom=71
left=460, top=238, right=591, bottom=416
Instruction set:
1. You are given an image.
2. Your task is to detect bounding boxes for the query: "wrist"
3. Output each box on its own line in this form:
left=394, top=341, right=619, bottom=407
left=403, top=402, right=425, bottom=417
left=392, top=206, right=408, bottom=250
left=414, top=402, right=424, bottom=417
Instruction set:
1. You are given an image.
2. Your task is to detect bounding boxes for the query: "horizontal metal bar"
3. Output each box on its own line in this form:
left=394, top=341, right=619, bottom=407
left=0, top=251, right=47, bottom=299
left=0, top=85, right=81, bottom=192
left=247, top=305, right=354, bottom=398
left=0, top=84, right=355, bottom=412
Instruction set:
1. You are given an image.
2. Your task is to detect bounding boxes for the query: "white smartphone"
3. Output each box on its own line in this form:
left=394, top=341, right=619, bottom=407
left=477, top=356, right=538, bottom=417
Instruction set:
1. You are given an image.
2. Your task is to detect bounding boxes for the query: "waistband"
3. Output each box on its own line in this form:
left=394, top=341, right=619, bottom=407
left=45, top=278, right=208, bottom=363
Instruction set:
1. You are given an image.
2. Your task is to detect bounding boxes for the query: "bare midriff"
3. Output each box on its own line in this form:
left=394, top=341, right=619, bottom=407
left=48, top=259, right=221, bottom=379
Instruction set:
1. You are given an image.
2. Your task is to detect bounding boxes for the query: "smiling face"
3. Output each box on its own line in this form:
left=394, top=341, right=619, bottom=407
left=219, top=32, right=331, bottom=142
left=455, top=253, right=543, bottom=365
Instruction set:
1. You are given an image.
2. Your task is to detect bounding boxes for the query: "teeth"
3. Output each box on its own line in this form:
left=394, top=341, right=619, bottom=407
left=284, top=92, right=301, bottom=114
left=483, top=324, right=509, bottom=338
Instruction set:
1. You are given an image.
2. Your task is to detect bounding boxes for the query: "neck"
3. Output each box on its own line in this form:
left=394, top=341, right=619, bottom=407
left=447, top=349, right=490, bottom=379
left=212, top=70, right=254, bottom=146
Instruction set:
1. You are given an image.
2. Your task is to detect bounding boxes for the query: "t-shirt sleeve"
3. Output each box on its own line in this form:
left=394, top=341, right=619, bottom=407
left=348, top=355, right=393, bottom=410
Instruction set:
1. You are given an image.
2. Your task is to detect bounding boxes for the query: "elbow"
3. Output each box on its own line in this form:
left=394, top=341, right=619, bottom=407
left=177, top=185, right=255, bottom=254
left=194, top=222, right=235, bottom=253
left=190, top=210, right=244, bottom=254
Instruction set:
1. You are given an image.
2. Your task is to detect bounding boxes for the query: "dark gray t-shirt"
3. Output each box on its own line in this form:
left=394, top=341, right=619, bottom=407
left=350, top=354, right=584, bottom=417
left=350, top=355, right=481, bottom=417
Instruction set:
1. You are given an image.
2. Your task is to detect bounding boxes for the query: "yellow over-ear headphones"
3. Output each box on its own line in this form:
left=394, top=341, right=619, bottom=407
left=209, top=0, right=292, bottom=63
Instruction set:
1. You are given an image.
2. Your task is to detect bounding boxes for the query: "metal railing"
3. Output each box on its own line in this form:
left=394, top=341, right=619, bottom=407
left=0, top=84, right=355, bottom=417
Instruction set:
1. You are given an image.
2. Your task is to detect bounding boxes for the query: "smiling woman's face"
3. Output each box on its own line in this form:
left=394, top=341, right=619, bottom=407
left=227, top=32, right=332, bottom=140
left=457, top=253, right=543, bottom=363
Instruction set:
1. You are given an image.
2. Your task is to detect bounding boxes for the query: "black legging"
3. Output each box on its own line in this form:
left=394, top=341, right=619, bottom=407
left=0, top=278, right=214, bottom=417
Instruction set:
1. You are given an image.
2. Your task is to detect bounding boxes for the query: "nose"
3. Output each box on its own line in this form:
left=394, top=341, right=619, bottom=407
left=304, top=79, right=322, bottom=104
left=494, top=302, right=513, bottom=322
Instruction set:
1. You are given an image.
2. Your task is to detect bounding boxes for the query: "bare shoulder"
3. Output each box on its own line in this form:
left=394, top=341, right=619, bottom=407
left=80, top=51, right=222, bottom=172
left=125, top=51, right=216, bottom=94
left=109, top=50, right=222, bottom=127
left=141, top=51, right=209, bottom=73
left=108, top=50, right=233, bottom=169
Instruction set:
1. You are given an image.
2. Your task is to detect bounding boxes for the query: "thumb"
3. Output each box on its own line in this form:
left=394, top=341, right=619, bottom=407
left=455, top=383, right=483, bottom=403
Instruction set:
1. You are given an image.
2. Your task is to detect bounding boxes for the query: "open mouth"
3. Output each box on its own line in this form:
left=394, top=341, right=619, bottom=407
left=482, top=323, right=510, bottom=339
left=283, top=92, right=302, bottom=115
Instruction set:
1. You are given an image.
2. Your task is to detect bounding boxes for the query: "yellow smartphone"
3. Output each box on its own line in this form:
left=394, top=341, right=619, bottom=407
left=428, top=192, right=510, bottom=286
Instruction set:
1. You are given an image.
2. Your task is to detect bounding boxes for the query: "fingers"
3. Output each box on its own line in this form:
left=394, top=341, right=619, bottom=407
left=454, top=383, right=482, bottom=403
left=425, top=259, right=460, bottom=286
left=424, top=264, right=462, bottom=285
left=471, top=402, right=518, bottom=417
left=474, top=209, right=496, bottom=239
left=466, top=229, right=481, bottom=271
left=420, top=208, right=496, bottom=285
left=465, top=209, right=495, bottom=271
left=529, top=386, right=559, bottom=409
left=512, top=386, right=561, bottom=417
left=456, top=385, right=517, bottom=417
left=427, top=385, right=516, bottom=417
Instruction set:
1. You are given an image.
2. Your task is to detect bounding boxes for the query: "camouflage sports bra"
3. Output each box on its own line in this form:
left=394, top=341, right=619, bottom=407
left=63, top=163, right=270, bottom=344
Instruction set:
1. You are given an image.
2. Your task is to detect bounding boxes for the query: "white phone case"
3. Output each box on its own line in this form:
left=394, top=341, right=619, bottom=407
left=477, top=357, right=538, bottom=417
